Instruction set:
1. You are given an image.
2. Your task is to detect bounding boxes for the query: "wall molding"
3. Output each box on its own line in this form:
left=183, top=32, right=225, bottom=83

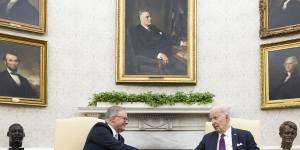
left=78, top=106, right=210, bottom=131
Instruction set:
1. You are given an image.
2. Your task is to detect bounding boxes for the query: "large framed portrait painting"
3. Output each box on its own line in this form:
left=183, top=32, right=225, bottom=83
left=261, top=39, right=300, bottom=109
left=260, top=0, right=300, bottom=38
left=0, top=33, right=47, bottom=106
left=116, top=0, right=196, bottom=83
left=0, top=0, right=47, bottom=33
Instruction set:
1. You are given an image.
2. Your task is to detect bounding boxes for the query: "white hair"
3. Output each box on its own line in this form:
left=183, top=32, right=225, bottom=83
left=105, top=106, right=125, bottom=119
left=138, top=10, right=150, bottom=17
left=210, top=105, right=231, bottom=116
left=284, top=56, right=298, bottom=66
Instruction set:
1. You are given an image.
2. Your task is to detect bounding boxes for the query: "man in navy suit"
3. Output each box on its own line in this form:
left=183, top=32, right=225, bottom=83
left=84, top=106, right=139, bottom=150
left=0, top=50, right=37, bottom=98
left=194, top=105, right=259, bottom=150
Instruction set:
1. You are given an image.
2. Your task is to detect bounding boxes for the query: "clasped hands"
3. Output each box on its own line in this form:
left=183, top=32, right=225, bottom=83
left=157, top=53, right=169, bottom=65
left=157, top=41, right=187, bottom=65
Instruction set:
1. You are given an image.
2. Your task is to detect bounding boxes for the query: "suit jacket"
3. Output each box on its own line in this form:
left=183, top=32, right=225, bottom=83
left=129, top=24, right=177, bottom=59
left=269, top=71, right=300, bottom=100
left=0, top=70, right=37, bottom=99
left=194, top=128, right=259, bottom=150
left=0, top=0, right=39, bottom=25
left=83, top=122, right=139, bottom=150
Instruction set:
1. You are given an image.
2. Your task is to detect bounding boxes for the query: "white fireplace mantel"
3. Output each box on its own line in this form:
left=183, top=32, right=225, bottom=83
left=77, top=103, right=212, bottom=149
left=77, top=103, right=211, bottom=114
left=77, top=103, right=211, bottom=131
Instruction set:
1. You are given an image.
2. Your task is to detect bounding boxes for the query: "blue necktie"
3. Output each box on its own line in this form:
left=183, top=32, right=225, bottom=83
left=219, top=134, right=226, bottom=150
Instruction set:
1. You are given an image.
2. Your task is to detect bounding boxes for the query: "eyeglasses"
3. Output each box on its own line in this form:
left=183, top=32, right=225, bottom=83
left=114, top=116, right=129, bottom=122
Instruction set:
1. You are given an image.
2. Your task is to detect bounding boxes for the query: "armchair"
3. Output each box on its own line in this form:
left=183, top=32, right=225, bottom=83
left=54, top=117, right=104, bottom=150
left=205, top=117, right=261, bottom=147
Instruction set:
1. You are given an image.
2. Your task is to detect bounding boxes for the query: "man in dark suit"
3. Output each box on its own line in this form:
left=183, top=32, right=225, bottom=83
left=129, top=10, right=187, bottom=75
left=269, top=56, right=300, bottom=100
left=194, top=105, right=259, bottom=150
left=0, top=0, right=39, bottom=26
left=269, top=0, right=300, bottom=29
left=84, top=106, right=139, bottom=150
left=0, top=51, right=37, bottom=98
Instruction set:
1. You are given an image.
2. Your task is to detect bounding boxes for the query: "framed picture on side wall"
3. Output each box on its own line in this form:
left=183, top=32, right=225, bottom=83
left=261, top=39, right=300, bottom=109
left=260, top=0, right=300, bottom=38
left=0, top=33, right=47, bottom=106
left=0, top=0, right=47, bottom=33
left=116, top=0, right=196, bottom=83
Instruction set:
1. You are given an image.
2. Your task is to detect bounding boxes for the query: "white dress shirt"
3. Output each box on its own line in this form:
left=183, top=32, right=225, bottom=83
left=6, top=0, right=18, bottom=12
left=283, top=72, right=291, bottom=83
left=7, top=68, right=21, bottom=87
left=107, top=123, right=118, bottom=140
left=217, top=127, right=233, bottom=150
left=282, top=0, right=291, bottom=10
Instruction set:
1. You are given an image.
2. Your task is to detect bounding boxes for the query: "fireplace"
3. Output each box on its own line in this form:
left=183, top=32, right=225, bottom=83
left=78, top=104, right=211, bottom=149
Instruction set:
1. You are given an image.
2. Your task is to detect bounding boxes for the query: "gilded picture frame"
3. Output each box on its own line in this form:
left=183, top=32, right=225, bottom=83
left=116, top=0, right=196, bottom=83
left=0, top=0, right=47, bottom=34
left=260, top=0, right=300, bottom=38
left=261, top=39, right=300, bottom=109
left=0, top=33, right=47, bottom=106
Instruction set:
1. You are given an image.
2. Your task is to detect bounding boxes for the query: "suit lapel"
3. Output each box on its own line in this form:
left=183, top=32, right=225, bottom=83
left=104, top=122, right=124, bottom=143
left=212, top=132, right=219, bottom=150
left=231, top=128, right=238, bottom=150
left=118, top=134, right=125, bottom=143
left=3, top=70, right=19, bottom=89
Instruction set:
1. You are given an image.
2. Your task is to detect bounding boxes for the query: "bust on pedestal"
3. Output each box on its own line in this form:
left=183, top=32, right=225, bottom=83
left=7, top=123, right=25, bottom=150
left=279, top=121, right=297, bottom=150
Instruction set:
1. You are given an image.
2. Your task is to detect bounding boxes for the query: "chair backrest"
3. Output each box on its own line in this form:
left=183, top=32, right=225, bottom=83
left=54, top=117, right=105, bottom=150
left=205, top=117, right=261, bottom=147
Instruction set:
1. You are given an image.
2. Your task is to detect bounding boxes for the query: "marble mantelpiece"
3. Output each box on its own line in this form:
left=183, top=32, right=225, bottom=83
left=77, top=104, right=211, bottom=149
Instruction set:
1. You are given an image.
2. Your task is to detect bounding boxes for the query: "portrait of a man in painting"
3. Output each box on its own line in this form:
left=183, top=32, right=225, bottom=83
left=260, top=0, right=300, bottom=38
left=268, top=48, right=300, bottom=100
left=268, top=0, right=300, bottom=29
left=0, top=41, right=40, bottom=99
left=125, top=0, right=188, bottom=75
left=0, top=0, right=39, bottom=26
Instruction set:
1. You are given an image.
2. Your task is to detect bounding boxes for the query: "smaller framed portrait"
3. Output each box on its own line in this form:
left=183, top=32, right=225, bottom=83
left=0, top=0, right=47, bottom=34
left=116, top=0, right=196, bottom=83
left=261, top=38, right=300, bottom=109
left=260, top=0, right=300, bottom=38
left=0, top=33, right=47, bottom=106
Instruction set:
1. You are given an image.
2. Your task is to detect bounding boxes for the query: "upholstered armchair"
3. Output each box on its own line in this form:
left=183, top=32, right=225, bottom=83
left=54, top=117, right=104, bottom=150
left=205, top=117, right=261, bottom=147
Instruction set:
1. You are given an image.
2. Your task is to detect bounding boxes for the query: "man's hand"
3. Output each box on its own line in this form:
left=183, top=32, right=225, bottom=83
left=157, top=53, right=169, bottom=65
left=180, top=41, right=187, bottom=47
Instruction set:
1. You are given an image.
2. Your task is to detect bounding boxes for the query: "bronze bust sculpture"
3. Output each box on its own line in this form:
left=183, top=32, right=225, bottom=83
left=7, top=123, right=25, bottom=150
left=279, top=121, right=297, bottom=150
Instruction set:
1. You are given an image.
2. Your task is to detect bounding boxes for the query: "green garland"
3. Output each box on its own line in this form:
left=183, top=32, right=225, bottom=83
left=89, top=91, right=214, bottom=107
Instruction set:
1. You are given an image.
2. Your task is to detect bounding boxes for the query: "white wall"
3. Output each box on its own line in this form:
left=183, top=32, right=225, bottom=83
left=0, top=0, right=300, bottom=148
